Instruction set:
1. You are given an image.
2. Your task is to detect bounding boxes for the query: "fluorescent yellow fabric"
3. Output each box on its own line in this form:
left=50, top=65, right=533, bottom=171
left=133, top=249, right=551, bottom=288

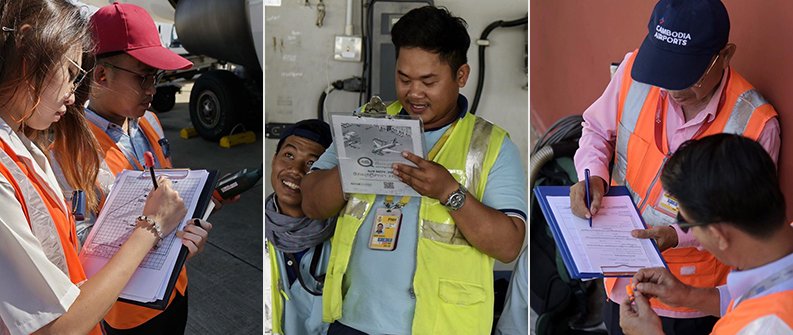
left=322, top=101, right=508, bottom=334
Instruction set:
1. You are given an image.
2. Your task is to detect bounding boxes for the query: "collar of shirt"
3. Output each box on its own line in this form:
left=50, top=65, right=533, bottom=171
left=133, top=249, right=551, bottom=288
left=660, top=67, right=730, bottom=129
left=726, top=251, right=793, bottom=304
left=84, top=107, right=141, bottom=136
left=0, top=116, right=68, bottom=212
left=398, top=94, right=469, bottom=131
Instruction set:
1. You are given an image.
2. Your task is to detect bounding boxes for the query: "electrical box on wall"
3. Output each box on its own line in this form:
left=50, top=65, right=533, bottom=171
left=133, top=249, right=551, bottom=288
left=334, top=36, right=362, bottom=62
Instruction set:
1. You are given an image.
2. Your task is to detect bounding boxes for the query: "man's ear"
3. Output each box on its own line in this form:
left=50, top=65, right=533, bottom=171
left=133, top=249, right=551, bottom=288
left=93, top=64, right=108, bottom=86
left=708, top=223, right=730, bottom=251
left=719, top=43, right=737, bottom=70
left=456, top=64, right=470, bottom=88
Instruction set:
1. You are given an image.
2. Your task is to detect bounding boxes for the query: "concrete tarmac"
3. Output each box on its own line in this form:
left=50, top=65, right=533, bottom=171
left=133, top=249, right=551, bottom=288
left=153, top=80, right=263, bottom=334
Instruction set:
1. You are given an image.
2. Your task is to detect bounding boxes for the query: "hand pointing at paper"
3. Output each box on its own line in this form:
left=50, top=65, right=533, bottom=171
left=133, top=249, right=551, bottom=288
left=631, top=226, right=678, bottom=252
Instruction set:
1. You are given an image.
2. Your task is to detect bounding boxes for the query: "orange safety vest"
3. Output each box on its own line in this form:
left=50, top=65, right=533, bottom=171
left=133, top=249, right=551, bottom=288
left=711, top=290, right=793, bottom=334
left=89, top=111, right=186, bottom=329
left=605, top=50, right=778, bottom=313
left=0, top=138, right=102, bottom=335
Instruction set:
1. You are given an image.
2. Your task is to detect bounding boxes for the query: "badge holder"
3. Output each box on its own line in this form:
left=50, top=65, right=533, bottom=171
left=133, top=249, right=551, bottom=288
left=369, top=195, right=409, bottom=251
left=655, top=191, right=680, bottom=217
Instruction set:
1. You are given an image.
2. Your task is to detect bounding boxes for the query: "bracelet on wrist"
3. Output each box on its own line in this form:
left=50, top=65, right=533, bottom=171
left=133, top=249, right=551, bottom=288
left=136, top=215, right=164, bottom=249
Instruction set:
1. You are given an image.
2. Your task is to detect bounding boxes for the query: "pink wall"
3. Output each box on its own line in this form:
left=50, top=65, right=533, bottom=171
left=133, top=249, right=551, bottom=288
left=531, top=0, right=793, bottom=219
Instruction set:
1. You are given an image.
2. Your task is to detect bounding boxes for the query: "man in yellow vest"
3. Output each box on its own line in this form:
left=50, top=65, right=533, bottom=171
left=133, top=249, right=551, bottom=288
left=619, top=134, right=793, bottom=335
left=266, top=119, right=335, bottom=335
left=301, top=6, right=528, bottom=335
left=569, top=0, right=780, bottom=334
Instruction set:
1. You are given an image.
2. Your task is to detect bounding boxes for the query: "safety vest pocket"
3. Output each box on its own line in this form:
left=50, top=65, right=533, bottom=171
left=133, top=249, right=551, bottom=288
left=431, top=278, right=488, bottom=335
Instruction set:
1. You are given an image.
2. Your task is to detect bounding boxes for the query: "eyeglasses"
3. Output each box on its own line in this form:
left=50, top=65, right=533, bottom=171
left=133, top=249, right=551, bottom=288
left=691, top=54, right=721, bottom=88
left=64, top=56, right=87, bottom=94
left=676, top=212, right=711, bottom=233
left=101, top=62, right=164, bottom=90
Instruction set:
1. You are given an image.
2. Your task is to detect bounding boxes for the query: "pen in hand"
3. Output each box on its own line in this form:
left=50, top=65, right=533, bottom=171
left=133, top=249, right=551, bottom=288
left=144, top=151, right=158, bottom=190
left=585, top=168, right=592, bottom=227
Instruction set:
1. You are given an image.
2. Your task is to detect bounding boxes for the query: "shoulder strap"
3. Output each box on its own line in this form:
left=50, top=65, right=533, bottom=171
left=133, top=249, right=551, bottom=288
left=285, top=251, right=323, bottom=296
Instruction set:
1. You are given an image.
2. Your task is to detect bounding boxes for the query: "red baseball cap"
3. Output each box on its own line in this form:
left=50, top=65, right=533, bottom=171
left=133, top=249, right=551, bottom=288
left=90, top=2, right=192, bottom=71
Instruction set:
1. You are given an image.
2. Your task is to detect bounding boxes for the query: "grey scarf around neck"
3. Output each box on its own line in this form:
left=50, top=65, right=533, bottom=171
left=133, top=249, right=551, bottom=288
left=265, top=193, right=336, bottom=253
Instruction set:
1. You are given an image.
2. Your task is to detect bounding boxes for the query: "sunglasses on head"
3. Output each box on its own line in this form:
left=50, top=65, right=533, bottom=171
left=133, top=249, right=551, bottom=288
left=676, top=212, right=711, bottom=233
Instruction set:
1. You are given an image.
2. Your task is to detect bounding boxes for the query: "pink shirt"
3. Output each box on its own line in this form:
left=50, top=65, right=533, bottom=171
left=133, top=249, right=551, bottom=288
left=574, top=52, right=781, bottom=318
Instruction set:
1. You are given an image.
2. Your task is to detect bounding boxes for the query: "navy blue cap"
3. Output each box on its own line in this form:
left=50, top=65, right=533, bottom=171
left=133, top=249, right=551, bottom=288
left=631, top=0, right=730, bottom=90
left=276, top=119, right=333, bottom=152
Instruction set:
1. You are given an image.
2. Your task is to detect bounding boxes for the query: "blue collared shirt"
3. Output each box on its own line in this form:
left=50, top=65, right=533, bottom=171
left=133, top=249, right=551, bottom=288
left=84, top=108, right=161, bottom=169
left=718, top=252, right=793, bottom=317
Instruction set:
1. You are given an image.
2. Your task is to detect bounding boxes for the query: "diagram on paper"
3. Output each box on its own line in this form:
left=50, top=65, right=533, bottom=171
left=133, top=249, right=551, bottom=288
left=82, top=175, right=201, bottom=270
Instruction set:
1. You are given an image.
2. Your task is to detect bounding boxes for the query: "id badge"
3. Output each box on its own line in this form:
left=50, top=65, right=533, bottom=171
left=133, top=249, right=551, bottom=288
left=369, top=207, right=402, bottom=251
left=656, top=191, right=679, bottom=217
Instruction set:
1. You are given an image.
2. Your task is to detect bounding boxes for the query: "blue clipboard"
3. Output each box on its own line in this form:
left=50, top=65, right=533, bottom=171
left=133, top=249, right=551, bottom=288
left=534, top=185, right=668, bottom=279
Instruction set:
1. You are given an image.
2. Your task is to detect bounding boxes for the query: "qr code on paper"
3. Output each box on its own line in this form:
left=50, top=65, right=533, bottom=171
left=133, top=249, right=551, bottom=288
left=384, top=182, right=394, bottom=189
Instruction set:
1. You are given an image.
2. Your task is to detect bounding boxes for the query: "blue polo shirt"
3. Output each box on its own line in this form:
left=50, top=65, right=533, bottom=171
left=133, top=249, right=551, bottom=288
left=311, top=95, right=527, bottom=334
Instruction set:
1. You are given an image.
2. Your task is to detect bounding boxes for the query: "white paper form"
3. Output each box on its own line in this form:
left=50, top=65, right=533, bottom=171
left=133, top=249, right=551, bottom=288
left=547, top=195, right=666, bottom=275
left=79, top=169, right=209, bottom=303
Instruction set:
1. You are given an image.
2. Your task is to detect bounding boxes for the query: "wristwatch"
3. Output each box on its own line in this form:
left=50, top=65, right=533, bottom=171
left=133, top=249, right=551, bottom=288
left=444, top=183, right=467, bottom=211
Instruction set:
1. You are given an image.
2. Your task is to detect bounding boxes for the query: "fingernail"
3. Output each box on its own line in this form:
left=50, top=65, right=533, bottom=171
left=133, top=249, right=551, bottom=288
left=585, top=213, right=591, bottom=219
left=393, top=170, right=399, bottom=176
left=631, top=231, right=638, bottom=237
left=402, top=151, right=408, bottom=157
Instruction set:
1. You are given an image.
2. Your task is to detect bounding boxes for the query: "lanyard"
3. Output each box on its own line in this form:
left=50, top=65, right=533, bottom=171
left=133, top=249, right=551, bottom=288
left=732, top=263, right=793, bottom=310
left=284, top=246, right=326, bottom=296
left=383, top=118, right=459, bottom=207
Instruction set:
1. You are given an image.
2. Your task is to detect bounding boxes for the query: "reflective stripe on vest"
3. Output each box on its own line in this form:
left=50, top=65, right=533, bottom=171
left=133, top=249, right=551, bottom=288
left=322, top=102, right=507, bottom=334
left=140, top=112, right=171, bottom=168
left=613, top=51, right=776, bottom=227
left=606, top=50, right=778, bottom=314
left=90, top=112, right=185, bottom=329
left=0, top=143, right=70, bottom=277
left=712, top=290, right=793, bottom=334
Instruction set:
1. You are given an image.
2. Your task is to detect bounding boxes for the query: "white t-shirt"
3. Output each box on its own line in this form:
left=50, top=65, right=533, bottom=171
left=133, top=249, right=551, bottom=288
left=0, top=117, right=80, bottom=335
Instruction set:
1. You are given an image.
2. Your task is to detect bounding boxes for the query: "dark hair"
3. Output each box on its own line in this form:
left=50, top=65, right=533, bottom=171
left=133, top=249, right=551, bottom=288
left=391, top=6, right=470, bottom=73
left=661, top=134, right=786, bottom=239
left=276, top=119, right=332, bottom=154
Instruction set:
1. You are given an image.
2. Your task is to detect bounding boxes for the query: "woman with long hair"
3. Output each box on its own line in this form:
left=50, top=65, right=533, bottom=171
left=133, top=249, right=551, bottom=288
left=0, top=1, right=187, bottom=334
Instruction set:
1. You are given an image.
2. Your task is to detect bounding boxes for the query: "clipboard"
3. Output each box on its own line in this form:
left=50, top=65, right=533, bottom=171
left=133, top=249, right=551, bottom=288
left=534, top=185, right=668, bottom=279
left=121, top=168, right=219, bottom=310
left=79, top=168, right=219, bottom=310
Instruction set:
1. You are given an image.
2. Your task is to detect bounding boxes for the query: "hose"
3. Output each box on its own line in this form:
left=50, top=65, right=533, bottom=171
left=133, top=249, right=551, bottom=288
left=530, top=145, right=554, bottom=188
left=317, top=87, right=334, bottom=121
left=529, top=115, right=585, bottom=187
left=470, top=15, right=528, bottom=115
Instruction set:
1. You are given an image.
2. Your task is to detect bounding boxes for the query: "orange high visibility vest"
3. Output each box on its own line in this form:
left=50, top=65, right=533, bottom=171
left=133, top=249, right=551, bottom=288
left=0, top=139, right=102, bottom=335
left=605, top=50, right=778, bottom=313
left=711, top=290, right=793, bottom=334
left=89, top=112, right=186, bottom=329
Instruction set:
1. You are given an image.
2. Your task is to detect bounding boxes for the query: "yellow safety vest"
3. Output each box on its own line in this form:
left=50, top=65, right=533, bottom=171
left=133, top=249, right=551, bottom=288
left=322, top=101, right=508, bottom=334
left=268, top=242, right=286, bottom=335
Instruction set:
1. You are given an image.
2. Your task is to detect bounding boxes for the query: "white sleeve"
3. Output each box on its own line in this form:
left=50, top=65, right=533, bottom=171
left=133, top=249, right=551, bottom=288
left=0, top=173, right=80, bottom=335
